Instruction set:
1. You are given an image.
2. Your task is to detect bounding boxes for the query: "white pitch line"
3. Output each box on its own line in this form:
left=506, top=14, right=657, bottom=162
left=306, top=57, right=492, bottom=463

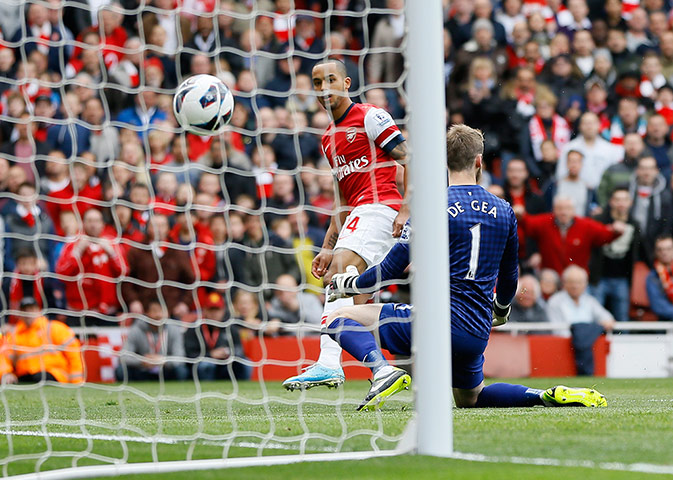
left=4, top=430, right=672, bottom=476
left=452, top=452, right=673, bottom=476
left=0, top=429, right=339, bottom=453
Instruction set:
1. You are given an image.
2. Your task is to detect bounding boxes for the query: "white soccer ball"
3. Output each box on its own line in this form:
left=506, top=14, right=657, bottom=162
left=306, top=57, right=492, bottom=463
left=173, top=74, right=234, bottom=136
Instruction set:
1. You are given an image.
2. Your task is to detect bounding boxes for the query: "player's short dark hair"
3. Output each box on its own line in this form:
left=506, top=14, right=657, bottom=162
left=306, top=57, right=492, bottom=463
left=446, top=124, right=484, bottom=172
left=313, top=57, right=348, bottom=78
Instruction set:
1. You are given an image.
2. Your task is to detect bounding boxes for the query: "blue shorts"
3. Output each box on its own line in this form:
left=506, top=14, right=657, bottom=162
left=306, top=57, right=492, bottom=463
left=378, top=303, right=488, bottom=390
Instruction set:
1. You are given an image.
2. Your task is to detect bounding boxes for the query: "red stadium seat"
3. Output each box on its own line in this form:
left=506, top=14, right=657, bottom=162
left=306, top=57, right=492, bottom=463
left=630, top=262, right=659, bottom=322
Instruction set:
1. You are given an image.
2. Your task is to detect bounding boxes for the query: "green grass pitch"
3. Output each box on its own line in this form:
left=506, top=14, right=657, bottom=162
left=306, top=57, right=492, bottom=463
left=1, top=378, right=672, bottom=478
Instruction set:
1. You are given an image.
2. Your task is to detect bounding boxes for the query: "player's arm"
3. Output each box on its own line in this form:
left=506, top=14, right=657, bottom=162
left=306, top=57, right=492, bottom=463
left=357, top=241, right=410, bottom=289
left=390, top=141, right=410, bottom=237
left=364, top=108, right=409, bottom=237
left=328, top=229, right=411, bottom=301
left=312, top=184, right=349, bottom=279
left=493, top=208, right=520, bottom=326
left=591, top=217, right=624, bottom=246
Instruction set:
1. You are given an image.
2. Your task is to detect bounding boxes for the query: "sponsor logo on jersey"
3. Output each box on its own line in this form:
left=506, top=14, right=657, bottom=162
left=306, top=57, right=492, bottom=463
left=335, top=155, right=370, bottom=181
left=346, top=127, right=357, bottom=143
left=375, top=111, right=392, bottom=127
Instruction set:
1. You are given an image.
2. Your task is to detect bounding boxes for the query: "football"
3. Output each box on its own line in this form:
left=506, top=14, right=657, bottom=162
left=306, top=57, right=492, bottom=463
left=173, top=74, right=234, bottom=136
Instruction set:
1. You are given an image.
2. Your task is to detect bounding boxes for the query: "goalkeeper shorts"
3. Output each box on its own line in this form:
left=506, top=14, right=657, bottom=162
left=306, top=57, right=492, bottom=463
left=377, top=303, right=488, bottom=390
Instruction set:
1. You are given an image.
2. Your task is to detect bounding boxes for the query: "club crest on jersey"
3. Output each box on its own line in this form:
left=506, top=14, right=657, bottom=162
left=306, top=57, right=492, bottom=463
left=346, top=127, right=357, bottom=143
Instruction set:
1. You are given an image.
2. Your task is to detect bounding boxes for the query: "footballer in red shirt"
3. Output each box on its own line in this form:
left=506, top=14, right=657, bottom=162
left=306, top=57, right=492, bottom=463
left=284, top=58, right=409, bottom=390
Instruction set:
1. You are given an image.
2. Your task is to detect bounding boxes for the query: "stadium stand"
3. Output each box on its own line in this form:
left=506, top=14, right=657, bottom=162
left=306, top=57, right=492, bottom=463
left=1, top=0, right=673, bottom=384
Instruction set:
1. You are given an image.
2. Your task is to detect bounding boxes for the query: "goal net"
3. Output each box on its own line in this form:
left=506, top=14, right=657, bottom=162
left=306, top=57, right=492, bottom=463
left=0, top=0, right=449, bottom=477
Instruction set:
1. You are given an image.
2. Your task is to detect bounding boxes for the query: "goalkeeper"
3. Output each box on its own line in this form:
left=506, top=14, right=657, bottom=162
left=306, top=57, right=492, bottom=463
left=325, top=124, right=608, bottom=411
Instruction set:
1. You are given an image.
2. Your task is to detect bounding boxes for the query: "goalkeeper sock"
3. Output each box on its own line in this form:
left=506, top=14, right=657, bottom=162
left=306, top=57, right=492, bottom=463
left=316, top=288, right=353, bottom=369
left=475, top=383, right=545, bottom=408
left=364, top=350, right=391, bottom=378
left=328, top=317, right=388, bottom=374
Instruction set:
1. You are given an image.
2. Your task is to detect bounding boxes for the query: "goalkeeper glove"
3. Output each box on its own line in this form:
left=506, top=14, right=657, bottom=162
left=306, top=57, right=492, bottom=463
left=327, top=265, right=361, bottom=302
left=492, top=298, right=511, bottom=327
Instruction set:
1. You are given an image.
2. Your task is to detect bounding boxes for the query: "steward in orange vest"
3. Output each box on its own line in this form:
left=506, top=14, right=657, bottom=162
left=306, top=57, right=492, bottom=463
left=0, top=297, right=83, bottom=384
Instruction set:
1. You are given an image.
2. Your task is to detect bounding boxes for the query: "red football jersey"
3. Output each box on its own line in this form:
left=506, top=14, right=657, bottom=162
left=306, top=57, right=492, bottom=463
left=321, top=103, right=404, bottom=210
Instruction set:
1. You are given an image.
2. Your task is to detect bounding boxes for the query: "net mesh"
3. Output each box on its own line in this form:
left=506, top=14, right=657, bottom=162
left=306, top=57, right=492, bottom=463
left=0, top=0, right=411, bottom=476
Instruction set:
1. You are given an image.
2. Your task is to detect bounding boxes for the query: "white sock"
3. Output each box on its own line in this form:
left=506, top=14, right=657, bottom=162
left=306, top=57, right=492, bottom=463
left=316, top=288, right=353, bottom=369
left=318, top=334, right=343, bottom=370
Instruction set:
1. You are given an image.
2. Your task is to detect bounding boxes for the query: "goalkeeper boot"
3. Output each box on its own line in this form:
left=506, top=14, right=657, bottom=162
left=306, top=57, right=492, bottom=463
left=282, top=364, right=345, bottom=391
left=542, top=385, right=607, bottom=407
left=357, top=367, right=411, bottom=412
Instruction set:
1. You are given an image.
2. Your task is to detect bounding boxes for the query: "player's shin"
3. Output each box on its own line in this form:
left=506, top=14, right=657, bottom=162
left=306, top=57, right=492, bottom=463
left=474, top=383, right=545, bottom=408
left=328, top=316, right=390, bottom=376
left=317, top=288, right=352, bottom=369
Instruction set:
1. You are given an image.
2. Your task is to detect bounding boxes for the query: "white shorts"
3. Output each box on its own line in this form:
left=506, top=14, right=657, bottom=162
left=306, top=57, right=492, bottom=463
left=335, top=204, right=398, bottom=267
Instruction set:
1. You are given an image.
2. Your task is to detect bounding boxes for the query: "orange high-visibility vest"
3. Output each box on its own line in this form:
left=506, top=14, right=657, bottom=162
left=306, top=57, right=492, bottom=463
left=0, top=316, right=83, bottom=383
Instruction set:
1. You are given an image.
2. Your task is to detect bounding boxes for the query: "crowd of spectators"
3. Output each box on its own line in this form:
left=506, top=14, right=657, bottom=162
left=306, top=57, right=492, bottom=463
left=2, top=0, right=673, bottom=381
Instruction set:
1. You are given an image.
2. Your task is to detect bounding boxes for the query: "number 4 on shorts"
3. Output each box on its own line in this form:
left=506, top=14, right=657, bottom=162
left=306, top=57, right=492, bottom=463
left=346, top=216, right=360, bottom=233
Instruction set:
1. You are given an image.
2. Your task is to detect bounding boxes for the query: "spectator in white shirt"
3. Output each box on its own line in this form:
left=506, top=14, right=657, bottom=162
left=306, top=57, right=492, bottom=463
left=547, top=265, right=615, bottom=375
left=557, top=112, right=624, bottom=190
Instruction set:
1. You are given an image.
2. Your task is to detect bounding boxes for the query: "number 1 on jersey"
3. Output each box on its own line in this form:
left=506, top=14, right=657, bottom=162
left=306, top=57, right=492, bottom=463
left=466, top=223, right=481, bottom=280
left=345, top=216, right=360, bottom=233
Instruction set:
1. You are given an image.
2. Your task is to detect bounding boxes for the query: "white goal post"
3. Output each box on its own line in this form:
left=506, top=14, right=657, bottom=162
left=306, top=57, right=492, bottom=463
left=407, top=0, right=452, bottom=458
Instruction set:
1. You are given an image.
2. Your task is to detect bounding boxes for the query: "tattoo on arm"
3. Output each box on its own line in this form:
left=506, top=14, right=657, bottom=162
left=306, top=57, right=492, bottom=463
left=390, top=141, right=408, bottom=162
left=327, top=232, right=338, bottom=249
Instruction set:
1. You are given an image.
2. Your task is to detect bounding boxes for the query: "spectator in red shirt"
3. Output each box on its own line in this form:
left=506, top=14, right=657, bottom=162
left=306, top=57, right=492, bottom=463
left=0, top=112, right=50, bottom=184
left=9, top=3, right=64, bottom=74
left=9, top=248, right=64, bottom=314
left=3, top=181, right=58, bottom=272
left=41, top=150, right=69, bottom=194
left=122, top=213, right=195, bottom=318
left=309, top=163, right=335, bottom=229
left=193, top=192, right=217, bottom=229
left=55, top=208, right=126, bottom=320
left=73, top=4, right=127, bottom=70
left=46, top=161, right=103, bottom=235
left=129, top=183, right=151, bottom=231
left=64, top=30, right=99, bottom=79
left=506, top=21, right=532, bottom=70
left=272, top=0, right=295, bottom=44
left=169, top=207, right=216, bottom=283
left=152, top=172, right=178, bottom=215
left=109, top=201, right=145, bottom=255
left=147, top=128, right=174, bottom=173
left=523, top=88, right=571, bottom=174
left=197, top=172, right=223, bottom=200
left=519, top=195, right=625, bottom=275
